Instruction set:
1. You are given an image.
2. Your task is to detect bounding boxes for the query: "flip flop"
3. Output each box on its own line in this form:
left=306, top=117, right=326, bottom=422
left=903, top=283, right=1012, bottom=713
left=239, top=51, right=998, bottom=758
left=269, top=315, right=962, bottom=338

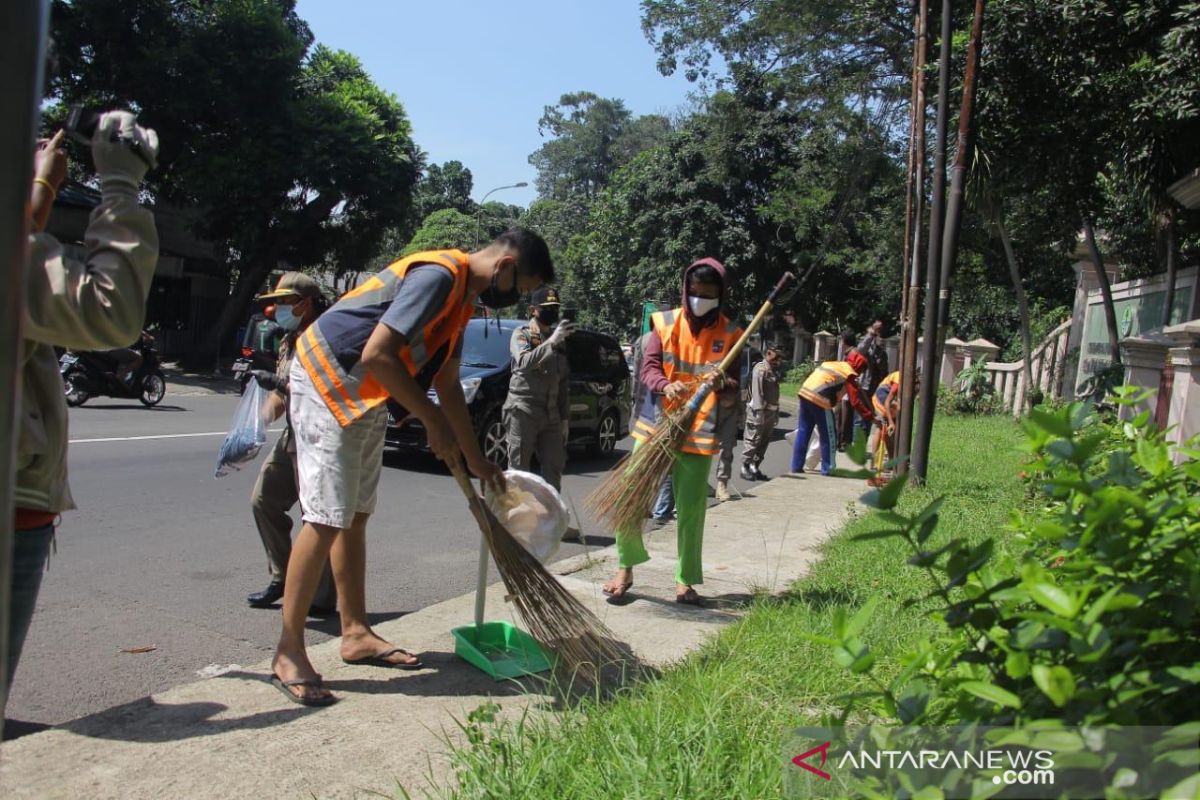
left=602, top=581, right=633, bottom=598
left=675, top=588, right=704, bottom=606
left=270, top=673, right=336, bottom=707
left=342, top=647, right=424, bottom=670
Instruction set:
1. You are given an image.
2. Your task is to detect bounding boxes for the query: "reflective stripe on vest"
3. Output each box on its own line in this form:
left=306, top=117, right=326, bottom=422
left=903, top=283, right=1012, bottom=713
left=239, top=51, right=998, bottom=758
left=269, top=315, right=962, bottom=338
left=297, top=250, right=474, bottom=427
left=799, top=362, right=857, bottom=410
left=631, top=308, right=743, bottom=456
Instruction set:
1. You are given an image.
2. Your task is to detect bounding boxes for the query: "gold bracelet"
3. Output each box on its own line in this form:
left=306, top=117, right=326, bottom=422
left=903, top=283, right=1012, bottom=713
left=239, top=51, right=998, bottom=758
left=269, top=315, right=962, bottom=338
left=33, top=177, right=58, bottom=199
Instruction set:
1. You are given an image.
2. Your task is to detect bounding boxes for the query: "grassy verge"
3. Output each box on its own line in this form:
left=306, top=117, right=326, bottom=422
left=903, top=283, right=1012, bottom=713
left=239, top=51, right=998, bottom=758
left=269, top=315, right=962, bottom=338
left=432, top=415, right=1027, bottom=800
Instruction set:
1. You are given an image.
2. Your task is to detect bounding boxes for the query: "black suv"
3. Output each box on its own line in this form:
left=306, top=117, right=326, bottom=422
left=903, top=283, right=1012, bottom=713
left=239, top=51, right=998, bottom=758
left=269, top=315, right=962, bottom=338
left=385, top=318, right=632, bottom=465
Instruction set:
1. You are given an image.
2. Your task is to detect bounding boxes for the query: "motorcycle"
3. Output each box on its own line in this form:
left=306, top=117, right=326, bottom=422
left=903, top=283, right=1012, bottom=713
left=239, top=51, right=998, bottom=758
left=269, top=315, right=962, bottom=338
left=232, top=313, right=283, bottom=394
left=61, top=332, right=167, bottom=407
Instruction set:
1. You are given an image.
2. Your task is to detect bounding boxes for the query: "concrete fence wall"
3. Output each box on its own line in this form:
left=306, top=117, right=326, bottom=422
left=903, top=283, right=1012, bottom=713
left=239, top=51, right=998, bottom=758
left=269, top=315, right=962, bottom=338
left=977, top=320, right=1073, bottom=416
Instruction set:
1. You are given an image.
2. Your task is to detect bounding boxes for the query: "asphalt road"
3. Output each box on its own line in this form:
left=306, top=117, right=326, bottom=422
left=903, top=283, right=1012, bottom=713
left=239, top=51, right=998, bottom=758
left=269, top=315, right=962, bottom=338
left=6, top=390, right=797, bottom=729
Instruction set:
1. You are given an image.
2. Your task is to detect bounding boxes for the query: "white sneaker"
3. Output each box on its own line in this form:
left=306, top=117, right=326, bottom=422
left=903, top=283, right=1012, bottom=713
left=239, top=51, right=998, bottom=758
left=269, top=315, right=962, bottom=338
left=715, top=480, right=731, bottom=502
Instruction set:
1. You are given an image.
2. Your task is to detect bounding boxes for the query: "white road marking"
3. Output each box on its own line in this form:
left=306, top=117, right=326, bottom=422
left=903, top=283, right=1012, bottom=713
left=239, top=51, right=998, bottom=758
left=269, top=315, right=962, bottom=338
left=70, top=429, right=283, bottom=444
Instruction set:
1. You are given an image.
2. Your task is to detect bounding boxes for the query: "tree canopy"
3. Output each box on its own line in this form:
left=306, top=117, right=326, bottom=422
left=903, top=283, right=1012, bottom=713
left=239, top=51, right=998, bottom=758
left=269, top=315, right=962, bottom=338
left=49, top=0, right=421, bottom=364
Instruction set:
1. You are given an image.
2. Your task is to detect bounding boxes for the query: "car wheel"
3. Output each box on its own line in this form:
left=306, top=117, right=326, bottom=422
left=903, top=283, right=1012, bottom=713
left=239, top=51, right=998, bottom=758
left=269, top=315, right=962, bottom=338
left=590, top=410, right=619, bottom=456
left=479, top=412, right=508, bottom=468
left=140, top=371, right=166, bottom=407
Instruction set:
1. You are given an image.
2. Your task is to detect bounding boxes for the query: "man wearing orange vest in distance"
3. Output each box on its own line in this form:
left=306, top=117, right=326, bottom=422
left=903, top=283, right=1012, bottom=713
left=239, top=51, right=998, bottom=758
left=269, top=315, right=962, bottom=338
left=601, top=258, right=743, bottom=606
left=789, top=352, right=875, bottom=476
left=272, top=228, right=554, bottom=706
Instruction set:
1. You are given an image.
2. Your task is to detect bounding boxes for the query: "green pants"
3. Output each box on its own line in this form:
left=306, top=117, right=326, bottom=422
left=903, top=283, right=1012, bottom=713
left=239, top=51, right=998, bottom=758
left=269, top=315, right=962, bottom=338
left=617, top=442, right=713, bottom=586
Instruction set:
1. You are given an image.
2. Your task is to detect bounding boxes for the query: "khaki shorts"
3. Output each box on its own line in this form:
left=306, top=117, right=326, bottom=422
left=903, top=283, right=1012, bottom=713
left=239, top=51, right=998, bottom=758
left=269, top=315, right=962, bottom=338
left=289, top=360, right=387, bottom=529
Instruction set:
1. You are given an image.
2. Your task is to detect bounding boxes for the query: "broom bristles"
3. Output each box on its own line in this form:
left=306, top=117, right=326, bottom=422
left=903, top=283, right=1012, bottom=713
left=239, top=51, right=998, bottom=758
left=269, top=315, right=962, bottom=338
left=585, top=404, right=697, bottom=537
left=474, top=499, right=627, bottom=678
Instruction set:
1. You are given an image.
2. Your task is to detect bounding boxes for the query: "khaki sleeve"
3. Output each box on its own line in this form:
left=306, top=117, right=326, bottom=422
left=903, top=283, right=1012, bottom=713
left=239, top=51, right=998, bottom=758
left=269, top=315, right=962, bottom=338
left=24, top=188, right=159, bottom=350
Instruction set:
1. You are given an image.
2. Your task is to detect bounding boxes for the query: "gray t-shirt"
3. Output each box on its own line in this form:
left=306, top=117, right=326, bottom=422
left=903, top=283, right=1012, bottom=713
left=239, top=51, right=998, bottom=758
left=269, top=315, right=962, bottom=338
left=322, top=263, right=463, bottom=374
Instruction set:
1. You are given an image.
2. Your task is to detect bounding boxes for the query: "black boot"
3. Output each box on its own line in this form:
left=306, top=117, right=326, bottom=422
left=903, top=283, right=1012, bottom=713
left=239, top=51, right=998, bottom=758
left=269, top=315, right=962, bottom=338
left=247, top=580, right=284, bottom=608
left=739, top=465, right=757, bottom=481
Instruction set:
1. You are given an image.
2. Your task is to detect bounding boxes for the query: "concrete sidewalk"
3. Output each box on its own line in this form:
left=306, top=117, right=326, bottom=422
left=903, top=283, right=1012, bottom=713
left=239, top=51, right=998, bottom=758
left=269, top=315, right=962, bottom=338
left=0, top=474, right=861, bottom=799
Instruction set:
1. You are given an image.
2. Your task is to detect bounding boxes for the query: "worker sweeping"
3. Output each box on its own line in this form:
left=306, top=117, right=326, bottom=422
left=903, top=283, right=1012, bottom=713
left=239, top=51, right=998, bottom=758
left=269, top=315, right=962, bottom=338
left=601, top=258, right=743, bottom=606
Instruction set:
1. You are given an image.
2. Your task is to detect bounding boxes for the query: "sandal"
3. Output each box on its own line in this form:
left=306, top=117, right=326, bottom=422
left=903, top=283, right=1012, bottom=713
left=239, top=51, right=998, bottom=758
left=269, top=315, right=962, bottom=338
left=675, top=588, right=704, bottom=606
left=342, top=647, right=424, bottom=670
left=270, top=673, right=336, bottom=707
left=602, top=580, right=633, bottom=599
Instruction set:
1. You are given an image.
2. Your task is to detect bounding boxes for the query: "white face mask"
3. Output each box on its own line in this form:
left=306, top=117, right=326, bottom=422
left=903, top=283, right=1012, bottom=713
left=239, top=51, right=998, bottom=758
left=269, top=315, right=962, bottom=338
left=687, top=295, right=720, bottom=317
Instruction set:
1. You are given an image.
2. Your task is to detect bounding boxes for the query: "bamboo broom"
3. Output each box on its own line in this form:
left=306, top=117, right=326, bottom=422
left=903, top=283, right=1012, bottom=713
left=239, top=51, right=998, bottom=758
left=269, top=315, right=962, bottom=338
left=450, top=466, right=626, bottom=678
left=586, top=272, right=798, bottom=539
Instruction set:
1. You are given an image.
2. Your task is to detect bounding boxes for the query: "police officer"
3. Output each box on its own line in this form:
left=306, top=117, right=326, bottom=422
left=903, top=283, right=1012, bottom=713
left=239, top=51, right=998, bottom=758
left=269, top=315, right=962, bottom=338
left=245, top=272, right=337, bottom=614
left=504, top=286, right=572, bottom=490
left=741, top=345, right=783, bottom=481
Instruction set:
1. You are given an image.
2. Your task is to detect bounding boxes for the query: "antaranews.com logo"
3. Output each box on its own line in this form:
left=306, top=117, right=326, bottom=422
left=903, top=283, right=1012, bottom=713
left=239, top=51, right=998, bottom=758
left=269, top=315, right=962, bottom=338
left=783, top=725, right=1198, bottom=799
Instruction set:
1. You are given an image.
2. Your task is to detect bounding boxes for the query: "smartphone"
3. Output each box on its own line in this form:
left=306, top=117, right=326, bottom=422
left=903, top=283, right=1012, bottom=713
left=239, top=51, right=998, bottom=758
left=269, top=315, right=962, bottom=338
left=561, top=307, right=577, bottom=324
left=63, top=105, right=102, bottom=147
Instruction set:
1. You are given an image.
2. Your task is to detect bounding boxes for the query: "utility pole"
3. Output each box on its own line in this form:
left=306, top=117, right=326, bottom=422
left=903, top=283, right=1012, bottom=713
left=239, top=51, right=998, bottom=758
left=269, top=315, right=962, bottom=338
left=896, top=0, right=929, bottom=475
left=910, top=0, right=953, bottom=484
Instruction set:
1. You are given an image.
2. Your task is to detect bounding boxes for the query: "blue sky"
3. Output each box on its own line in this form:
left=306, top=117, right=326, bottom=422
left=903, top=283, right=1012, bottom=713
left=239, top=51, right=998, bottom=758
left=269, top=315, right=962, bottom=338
left=295, top=0, right=701, bottom=208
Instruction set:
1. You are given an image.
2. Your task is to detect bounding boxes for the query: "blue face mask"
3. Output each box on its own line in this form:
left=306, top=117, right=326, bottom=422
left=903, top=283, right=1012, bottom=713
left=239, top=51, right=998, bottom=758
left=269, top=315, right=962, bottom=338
left=275, top=304, right=301, bottom=331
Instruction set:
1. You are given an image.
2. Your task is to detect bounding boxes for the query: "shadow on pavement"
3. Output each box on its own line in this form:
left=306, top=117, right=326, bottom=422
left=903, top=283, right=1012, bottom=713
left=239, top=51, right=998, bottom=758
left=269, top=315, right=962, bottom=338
left=73, top=403, right=188, bottom=412
left=59, top=692, right=318, bottom=743
left=2, top=718, right=52, bottom=741
left=303, top=610, right=408, bottom=636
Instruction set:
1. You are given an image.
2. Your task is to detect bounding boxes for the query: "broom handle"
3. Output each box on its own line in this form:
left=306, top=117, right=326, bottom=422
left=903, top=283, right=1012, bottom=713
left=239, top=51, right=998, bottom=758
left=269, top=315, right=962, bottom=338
left=714, top=271, right=798, bottom=375
left=451, top=466, right=490, bottom=627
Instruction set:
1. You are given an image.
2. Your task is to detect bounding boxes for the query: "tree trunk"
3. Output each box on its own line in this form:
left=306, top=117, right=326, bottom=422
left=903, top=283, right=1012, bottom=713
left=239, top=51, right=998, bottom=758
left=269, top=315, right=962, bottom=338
left=1163, top=211, right=1178, bottom=327
left=186, top=192, right=339, bottom=370
left=1082, top=219, right=1121, bottom=366
left=995, top=209, right=1033, bottom=408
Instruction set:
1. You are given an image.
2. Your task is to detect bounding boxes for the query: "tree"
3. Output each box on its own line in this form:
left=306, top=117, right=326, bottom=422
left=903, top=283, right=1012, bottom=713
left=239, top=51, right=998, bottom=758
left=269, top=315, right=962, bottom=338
left=556, top=90, right=906, bottom=337
left=977, top=0, right=1200, bottom=368
left=49, top=0, right=421, bottom=366
left=529, top=91, right=671, bottom=201
left=401, top=202, right=520, bottom=256
left=414, top=160, right=475, bottom=219
left=642, top=0, right=913, bottom=124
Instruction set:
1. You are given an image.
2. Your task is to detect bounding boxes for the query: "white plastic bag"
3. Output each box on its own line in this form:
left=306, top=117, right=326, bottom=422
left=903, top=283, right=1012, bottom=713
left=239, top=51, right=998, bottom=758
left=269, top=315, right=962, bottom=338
left=214, top=380, right=268, bottom=478
left=784, top=427, right=823, bottom=470
left=483, top=470, right=568, bottom=563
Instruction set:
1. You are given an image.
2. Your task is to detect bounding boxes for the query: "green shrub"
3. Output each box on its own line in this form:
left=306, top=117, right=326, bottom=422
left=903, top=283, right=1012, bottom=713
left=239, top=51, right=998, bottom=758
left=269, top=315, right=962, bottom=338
left=817, top=391, right=1200, bottom=795
left=936, top=359, right=1005, bottom=416
left=784, top=359, right=816, bottom=386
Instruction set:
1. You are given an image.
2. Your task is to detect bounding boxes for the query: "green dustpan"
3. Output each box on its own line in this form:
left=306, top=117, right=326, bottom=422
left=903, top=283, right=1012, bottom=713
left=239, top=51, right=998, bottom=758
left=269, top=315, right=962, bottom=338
left=453, top=530, right=554, bottom=680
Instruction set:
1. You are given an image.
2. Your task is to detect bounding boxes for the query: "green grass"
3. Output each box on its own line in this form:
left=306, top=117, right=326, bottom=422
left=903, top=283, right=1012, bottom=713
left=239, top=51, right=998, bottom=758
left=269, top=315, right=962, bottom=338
left=428, top=416, right=1028, bottom=800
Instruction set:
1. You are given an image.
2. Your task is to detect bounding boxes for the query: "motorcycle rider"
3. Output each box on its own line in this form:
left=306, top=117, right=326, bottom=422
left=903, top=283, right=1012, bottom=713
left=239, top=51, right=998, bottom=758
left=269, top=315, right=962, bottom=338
left=244, top=273, right=337, bottom=614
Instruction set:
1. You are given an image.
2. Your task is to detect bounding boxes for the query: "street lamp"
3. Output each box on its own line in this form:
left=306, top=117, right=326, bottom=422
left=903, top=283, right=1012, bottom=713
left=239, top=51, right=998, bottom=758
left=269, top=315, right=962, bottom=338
left=474, top=181, right=528, bottom=248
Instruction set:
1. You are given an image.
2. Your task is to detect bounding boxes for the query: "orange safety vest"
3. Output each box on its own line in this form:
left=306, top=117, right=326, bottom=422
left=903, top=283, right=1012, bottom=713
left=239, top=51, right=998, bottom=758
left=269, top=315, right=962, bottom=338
left=799, top=361, right=859, bottom=410
left=872, top=370, right=901, bottom=417
left=295, top=250, right=475, bottom=427
left=632, top=308, right=743, bottom=456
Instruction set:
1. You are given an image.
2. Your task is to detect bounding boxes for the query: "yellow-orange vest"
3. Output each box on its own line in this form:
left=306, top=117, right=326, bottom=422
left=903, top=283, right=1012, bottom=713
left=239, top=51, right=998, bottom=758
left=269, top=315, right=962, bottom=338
left=799, top=361, right=859, bottom=410
left=295, top=250, right=475, bottom=427
left=632, top=308, right=743, bottom=456
left=873, top=370, right=901, bottom=416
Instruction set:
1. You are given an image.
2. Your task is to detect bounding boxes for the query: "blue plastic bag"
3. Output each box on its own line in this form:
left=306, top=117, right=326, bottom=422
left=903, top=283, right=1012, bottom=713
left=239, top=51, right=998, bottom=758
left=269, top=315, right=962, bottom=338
left=214, top=380, right=268, bottom=477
